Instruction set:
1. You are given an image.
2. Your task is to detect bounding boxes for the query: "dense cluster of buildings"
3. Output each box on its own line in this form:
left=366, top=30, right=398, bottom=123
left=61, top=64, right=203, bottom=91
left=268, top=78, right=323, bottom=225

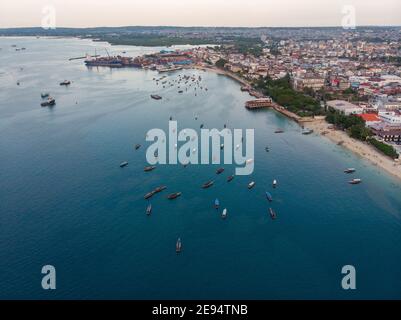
left=189, top=30, right=401, bottom=152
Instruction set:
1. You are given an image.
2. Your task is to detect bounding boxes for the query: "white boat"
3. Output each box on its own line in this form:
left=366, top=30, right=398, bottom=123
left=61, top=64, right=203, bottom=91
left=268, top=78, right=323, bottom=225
left=273, top=179, right=278, bottom=188
left=222, top=209, right=227, bottom=219
left=120, top=161, right=129, bottom=168
left=302, top=128, right=314, bottom=135
left=349, top=178, right=362, bottom=185
left=176, top=238, right=182, bottom=253
left=248, top=181, right=256, bottom=189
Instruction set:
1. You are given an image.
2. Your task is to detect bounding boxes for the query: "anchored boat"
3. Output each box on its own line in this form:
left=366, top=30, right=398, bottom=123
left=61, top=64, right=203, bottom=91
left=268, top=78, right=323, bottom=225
left=154, top=186, right=167, bottom=194
left=146, top=204, right=152, bottom=216
left=202, top=181, right=214, bottom=189
left=60, top=80, right=71, bottom=86
left=273, top=179, right=278, bottom=188
left=266, top=192, right=273, bottom=202
left=168, top=192, right=182, bottom=200
left=120, top=161, right=129, bottom=168
left=269, top=208, right=277, bottom=220
left=176, top=238, right=182, bottom=253
left=216, top=168, right=225, bottom=175
left=41, top=97, right=56, bottom=107
left=214, top=199, right=220, bottom=209
left=151, top=94, right=162, bottom=100
left=227, top=175, right=234, bottom=182
left=248, top=181, right=256, bottom=189
left=144, top=191, right=155, bottom=200
left=302, top=128, right=314, bottom=135
left=222, top=209, right=227, bottom=219
left=344, top=168, right=356, bottom=174
left=349, top=179, right=362, bottom=185
left=144, top=166, right=157, bottom=172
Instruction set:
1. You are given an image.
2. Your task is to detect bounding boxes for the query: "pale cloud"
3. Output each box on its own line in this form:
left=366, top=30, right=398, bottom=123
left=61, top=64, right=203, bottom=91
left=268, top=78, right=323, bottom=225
left=0, top=0, right=400, bottom=28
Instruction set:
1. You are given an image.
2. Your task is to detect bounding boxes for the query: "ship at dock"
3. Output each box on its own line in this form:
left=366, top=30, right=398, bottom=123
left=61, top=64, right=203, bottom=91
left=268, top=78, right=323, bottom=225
left=84, top=50, right=142, bottom=68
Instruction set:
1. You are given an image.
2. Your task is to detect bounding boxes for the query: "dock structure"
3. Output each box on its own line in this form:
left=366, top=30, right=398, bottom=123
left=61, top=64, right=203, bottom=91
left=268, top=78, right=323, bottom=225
left=245, top=98, right=273, bottom=109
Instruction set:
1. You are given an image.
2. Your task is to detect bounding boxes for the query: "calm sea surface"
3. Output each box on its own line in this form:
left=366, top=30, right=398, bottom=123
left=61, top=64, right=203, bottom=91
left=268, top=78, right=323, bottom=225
left=0, top=37, right=400, bottom=299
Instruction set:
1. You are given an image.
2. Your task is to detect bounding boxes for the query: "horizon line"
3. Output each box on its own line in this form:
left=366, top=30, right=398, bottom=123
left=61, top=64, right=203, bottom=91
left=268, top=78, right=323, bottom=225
left=1, top=24, right=401, bottom=30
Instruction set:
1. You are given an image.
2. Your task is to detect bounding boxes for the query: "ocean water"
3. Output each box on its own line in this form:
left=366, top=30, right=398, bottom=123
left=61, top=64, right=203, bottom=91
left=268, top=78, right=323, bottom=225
left=0, top=37, right=400, bottom=300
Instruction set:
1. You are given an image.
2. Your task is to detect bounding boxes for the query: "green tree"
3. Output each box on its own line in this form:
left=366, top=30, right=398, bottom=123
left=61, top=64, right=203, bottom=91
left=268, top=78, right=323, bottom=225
left=215, top=58, right=228, bottom=69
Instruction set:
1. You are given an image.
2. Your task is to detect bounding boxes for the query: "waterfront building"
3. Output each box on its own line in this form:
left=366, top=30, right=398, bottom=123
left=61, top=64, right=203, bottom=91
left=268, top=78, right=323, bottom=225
left=327, top=100, right=364, bottom=115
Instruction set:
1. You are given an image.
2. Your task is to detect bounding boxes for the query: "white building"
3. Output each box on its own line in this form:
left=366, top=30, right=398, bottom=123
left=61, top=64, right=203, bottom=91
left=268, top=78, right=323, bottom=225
left=378, top=111, right=401, bottom=126
left=327, top=100, right=364, bottom=115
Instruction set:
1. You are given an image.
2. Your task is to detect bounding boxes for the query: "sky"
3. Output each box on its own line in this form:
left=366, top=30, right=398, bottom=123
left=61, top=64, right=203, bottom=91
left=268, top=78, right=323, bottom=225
left=0, top=0, right=400, bottom=28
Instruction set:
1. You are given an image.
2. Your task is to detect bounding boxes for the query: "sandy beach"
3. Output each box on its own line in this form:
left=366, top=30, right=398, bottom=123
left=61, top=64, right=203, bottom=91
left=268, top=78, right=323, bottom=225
left=306, top=120, right=401, bottom=181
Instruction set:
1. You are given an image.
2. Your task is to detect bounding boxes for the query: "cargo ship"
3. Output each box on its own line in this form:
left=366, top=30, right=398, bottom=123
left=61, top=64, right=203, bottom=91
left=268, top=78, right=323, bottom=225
left=85, top=54, right=142, bottom=68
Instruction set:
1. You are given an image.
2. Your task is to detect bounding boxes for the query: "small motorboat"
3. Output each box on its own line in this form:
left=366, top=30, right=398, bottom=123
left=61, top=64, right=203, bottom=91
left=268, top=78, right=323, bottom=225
left=214, top=198, right=220, bottom=209
left=120, top=161, right=129, bottom=168
left=144, top=191, right=155, bottom=200
left=200, top=124, right=204, bottom=129
left=273, top=179, right=278, bottom=188
left=248, top=181, right=256, bottom=189
left=202, top=181, right=214, bottom=189
left=302, top=128, right=314, bottom=135
left=227, top=175, right=234, bottom=182
left=220, top=144, right=224, bottom=150
left=266, top=192, right=273, bottom=202
left=176, top=238, right=182, bottom=253
left=146, top=204, right=152, bottom=216
left=216, top=168, right=225, bottom=175
left=144, top=166, right=157, bottom=172
left=178, top=90, right=183, bottom=94
left=154, top=186, right=167, bottom=194
left=349, top=179, right=362, bottom=185
left=222, top=209, right=227, bottom=219
left=275, top=129, right=284, bottom=134
left=344, top=168, right=356, bottom=174
left=41, top=97, right=56, bottom=107
left=168, top=192, right=182, bottom=200
left=135, top=144, right=141, bottom=150
left=41, top=93, right=49, bottom=99
left=60, top=80, right=71, bottom=86
left=151, top=94, right=162, bottom=100
left=269, top=208, right=277, bottom=220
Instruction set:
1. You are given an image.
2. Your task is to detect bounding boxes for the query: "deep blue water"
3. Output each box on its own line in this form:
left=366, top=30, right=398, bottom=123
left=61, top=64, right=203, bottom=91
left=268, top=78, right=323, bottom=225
left=0, top=37, right=400, bottom=300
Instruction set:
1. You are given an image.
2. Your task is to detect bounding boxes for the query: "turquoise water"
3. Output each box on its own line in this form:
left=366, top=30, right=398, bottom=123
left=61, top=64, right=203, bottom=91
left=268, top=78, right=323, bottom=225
left=0, top=37, right=400, bottom=300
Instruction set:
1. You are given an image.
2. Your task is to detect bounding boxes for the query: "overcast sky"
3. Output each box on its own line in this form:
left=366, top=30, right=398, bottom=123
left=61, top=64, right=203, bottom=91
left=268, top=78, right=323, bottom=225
left=0, top=0, right=400, bottom=28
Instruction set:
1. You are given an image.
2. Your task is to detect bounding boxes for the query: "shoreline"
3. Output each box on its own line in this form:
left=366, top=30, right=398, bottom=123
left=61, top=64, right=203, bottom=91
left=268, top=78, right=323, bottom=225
left=195, top=65, right=401, bottom=182
left=306, top=120, right=401, bottom=181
